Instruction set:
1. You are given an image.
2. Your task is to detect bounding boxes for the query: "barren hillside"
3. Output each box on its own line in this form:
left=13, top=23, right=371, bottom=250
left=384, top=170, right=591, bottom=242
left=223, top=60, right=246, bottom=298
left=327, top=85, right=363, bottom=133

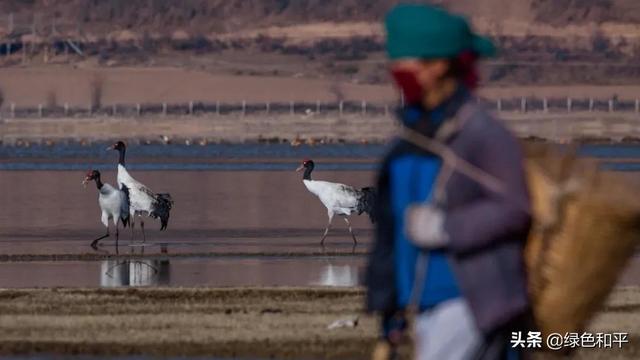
left=1, top=0, right=638, bottom=37
left=1, top=0, right=639, bottom=88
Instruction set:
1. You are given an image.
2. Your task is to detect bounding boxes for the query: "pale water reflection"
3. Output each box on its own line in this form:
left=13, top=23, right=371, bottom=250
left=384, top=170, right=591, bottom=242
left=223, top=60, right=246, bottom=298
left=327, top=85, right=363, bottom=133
left=100, top=259, right=171, bottom=287
left=312, top=264, right=360, bottom=287
left=0, top=257, right=366, bottom=288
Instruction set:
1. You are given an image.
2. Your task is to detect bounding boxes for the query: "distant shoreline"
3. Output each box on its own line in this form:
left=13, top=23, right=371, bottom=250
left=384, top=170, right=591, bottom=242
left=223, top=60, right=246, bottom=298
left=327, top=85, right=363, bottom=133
left=3, top=112, right=640, bottom=145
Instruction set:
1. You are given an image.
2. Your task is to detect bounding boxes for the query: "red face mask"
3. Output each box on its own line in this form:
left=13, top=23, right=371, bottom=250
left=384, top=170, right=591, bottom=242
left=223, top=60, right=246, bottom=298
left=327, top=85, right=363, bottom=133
left=391, top=69, right=423, bottom=106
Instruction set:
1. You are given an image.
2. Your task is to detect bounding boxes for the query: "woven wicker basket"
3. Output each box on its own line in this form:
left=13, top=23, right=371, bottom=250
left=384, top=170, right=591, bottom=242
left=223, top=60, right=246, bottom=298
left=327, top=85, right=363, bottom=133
left=524, top=153, right=640, bottom=337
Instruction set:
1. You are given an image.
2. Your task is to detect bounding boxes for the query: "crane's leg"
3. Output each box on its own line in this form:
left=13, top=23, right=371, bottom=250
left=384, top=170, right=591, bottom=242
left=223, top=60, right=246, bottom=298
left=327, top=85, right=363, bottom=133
left=344, top=217, right=357, bottom=244
left=93, top=214, right=110, bottom=249
left=130, top=216, right=136, bottom=242
left=115, top=221, right=120, bottom=254
left=91, top=229, right=109, bottom=249
left=140, top=218, right=146, bottom=243
left=321, top=213, right=334, bottom=246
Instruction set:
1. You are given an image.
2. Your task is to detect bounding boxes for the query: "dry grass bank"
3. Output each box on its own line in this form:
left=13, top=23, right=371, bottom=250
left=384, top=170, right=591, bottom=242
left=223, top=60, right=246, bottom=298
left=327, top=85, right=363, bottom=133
left=0, top=287, right=638, bottom=359
left=0, top=287, right=377, bottom=359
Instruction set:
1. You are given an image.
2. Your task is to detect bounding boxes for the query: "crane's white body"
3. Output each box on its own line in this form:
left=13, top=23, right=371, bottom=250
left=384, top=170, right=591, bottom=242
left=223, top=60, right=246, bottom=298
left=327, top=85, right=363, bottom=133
left=117, top=164, right=155, bottom=217
left=303, top=179, right=359, bottom=217
left=98, top=183, right=129, bottom=228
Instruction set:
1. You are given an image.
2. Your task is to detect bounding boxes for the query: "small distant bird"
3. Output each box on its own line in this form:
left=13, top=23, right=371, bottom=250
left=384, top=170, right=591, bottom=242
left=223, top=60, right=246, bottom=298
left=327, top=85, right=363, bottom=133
left=109, top=141, right=174, bottom=241
left=296, top=159, right=376, bottom=245
left=290, top=137, right=303, bottom=147
left=83, top=170, right=130, bottom=249
left=327, top=316, right=359, bottom=330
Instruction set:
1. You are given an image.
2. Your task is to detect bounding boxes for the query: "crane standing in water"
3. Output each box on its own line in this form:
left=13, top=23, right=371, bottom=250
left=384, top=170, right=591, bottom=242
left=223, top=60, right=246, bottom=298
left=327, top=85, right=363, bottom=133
left=296, top=159, right=376, bottom=245
left=109, top=141, right=174, bottom=241
left=83, top=170, right=130, bottom=249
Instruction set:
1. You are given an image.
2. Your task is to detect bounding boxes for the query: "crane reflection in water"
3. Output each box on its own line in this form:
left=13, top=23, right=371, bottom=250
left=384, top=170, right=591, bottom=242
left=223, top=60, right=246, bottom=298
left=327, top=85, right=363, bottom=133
left=313, top=263, right=360, bottom=287
left=100, top=258, right=171, bottom=287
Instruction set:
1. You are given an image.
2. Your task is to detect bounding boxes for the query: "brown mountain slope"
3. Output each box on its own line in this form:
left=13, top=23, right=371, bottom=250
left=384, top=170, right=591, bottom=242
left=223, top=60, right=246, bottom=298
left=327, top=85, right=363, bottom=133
left=1, top=0, right=638, bottom=37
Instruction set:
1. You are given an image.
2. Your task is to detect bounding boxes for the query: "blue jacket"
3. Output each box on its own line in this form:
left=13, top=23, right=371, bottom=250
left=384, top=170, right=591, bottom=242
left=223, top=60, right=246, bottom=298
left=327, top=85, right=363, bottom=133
left=366, top=94, right=531, bottom=334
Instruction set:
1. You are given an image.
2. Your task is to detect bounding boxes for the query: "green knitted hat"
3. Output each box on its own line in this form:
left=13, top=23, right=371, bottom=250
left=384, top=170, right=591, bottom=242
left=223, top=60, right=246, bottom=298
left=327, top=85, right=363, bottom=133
left=385, top=4, right=496, bottom=60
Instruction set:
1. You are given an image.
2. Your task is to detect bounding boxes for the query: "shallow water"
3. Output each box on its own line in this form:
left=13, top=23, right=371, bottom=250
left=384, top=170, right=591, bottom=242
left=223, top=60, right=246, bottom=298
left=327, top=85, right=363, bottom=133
left=0, top=167, right=374, bottom=288
left=0, top=170, right=375, bottom=247
left=0, top=142, right=387, bottom=160
left=2, top=142, right=640, bottom=289
left=1, top=142, right=640, bottom=170
left=0, top=257, right=364, bottom=288
left=0, top=141, right=639, bottom=160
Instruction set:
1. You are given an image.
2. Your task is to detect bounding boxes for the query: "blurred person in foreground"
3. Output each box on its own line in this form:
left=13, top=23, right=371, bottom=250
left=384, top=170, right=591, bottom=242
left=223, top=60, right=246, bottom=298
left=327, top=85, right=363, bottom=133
left=366, top=4, right=532, bottom=360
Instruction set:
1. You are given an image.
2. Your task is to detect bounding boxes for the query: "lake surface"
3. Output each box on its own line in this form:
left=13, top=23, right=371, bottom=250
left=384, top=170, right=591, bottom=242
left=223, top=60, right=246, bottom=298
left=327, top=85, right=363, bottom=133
left=0, top=257, right=364, bottom=288
left=2, top=142, right=640, bottom=288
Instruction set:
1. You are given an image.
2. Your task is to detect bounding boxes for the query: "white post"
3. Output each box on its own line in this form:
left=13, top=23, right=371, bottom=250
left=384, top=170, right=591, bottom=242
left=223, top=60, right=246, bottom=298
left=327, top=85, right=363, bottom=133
left=497, top=98, right=502, bottom=112
left=38, top=104, right=42, bottom=117
left=266, top=102, right=270, bottom=114
left=589, top=98, right=594, bottom=112
left=567, top=98, right=572, bottom=113
left=136, top=103, right=141, bottom=116
left=520, top=97, right=526, bottom=113
left=64, top=102, right=68, bottom=116
left=609, top=99, right=614, bottom=113
left=162, top=102, right=167, bottom=116
left=339, top=101, right=344, bottom=116
left=10, top=103, right=14, bottom=118
left=362, top=100, right=366, bottom=115
left=635, top=99, right=639, bottom=113
left=112, top=104, right=116, bottom=116
left=543, top=98, right=548, bottom=113
left=242, top=100, right=246, bottom=117
left=189, top=101, right=193, bottom=115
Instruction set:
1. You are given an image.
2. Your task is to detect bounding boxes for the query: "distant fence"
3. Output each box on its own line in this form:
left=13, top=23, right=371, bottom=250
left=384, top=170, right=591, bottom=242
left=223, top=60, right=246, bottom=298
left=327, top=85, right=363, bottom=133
left=2, top=97, right=640, bottom=119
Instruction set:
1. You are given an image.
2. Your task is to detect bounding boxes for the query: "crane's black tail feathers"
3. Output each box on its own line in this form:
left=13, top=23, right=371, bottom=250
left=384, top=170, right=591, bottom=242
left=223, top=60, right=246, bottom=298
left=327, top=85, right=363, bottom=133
left=120, top=184, right=131, bottom=228
left=357, top=187, right=377, bottom=223
left=120, top=214, right=130, bottom=228
left=151, top=193, right=174, bottom=231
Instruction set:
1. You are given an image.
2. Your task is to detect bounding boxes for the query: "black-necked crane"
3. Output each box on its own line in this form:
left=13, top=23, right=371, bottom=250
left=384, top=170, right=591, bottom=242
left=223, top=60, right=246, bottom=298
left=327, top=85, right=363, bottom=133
left=83, top=170, right=130, bottom=249
left=109, top=141, right=173, bottom=241
left=296, top=159, right=375, bottom=245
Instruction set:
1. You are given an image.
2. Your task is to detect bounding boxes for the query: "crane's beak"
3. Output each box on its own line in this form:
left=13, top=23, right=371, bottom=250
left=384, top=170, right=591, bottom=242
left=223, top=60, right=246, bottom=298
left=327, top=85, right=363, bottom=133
left=296, top=164, right=304, bottom=172
left=106, top=145, right=114, bottom=151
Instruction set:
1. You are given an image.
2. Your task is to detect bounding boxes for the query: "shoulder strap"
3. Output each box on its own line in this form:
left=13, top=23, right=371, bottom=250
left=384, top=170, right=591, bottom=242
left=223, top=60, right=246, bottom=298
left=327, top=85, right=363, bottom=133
left=434, top=99, right=479, bottom=143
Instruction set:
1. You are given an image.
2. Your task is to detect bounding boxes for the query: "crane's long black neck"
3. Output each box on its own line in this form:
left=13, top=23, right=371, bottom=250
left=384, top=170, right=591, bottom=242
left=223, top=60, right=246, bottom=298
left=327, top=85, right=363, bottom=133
left=303, top=165, right=313, bottom=180
left=117, top=147, right=126, bottom=166
left=94, top=176, right=103, bottom=190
